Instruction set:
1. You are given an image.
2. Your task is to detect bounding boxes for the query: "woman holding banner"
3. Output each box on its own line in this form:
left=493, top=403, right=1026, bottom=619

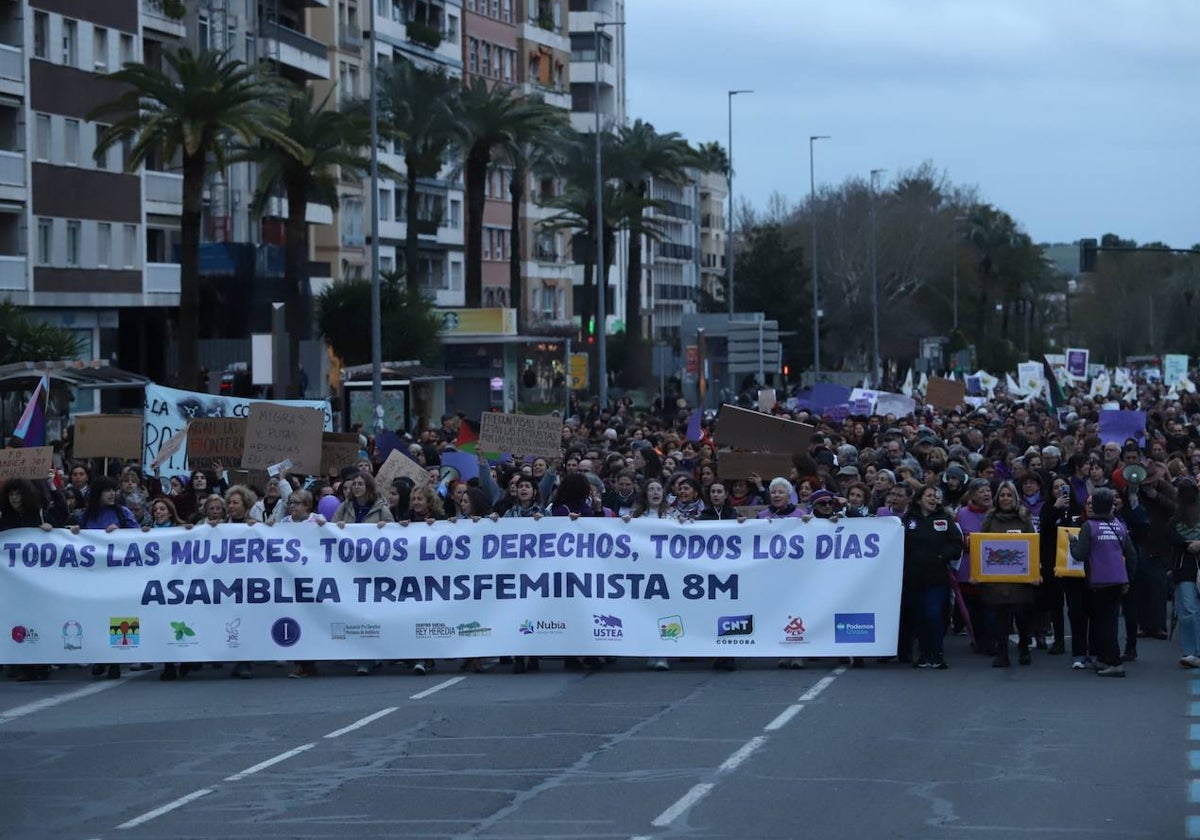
left=901, top=485, right=963, bottom=669
left=76, top=477, right=140, bottom=679
left=0, top=479, right=55, bottom=681
left=979, top=481, right=1037, bottom=668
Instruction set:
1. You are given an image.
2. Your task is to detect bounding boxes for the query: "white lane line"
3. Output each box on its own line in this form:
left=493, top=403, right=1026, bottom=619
left=223, top=744, right=316, bottom=782
left=0, top=672, right=146, bottom=725
left=116, top=789, right=213, bottom=830
left=718, top=736, right=766, bottom=772
left=324, top=707, right=399, bottom=739
left=799, top=666, right=845, bottom=702
left=409, top=676, right=466, bottom=700
left=651, top=783, right=714, bottom=828
left=763, top=703, right=804, bottom=732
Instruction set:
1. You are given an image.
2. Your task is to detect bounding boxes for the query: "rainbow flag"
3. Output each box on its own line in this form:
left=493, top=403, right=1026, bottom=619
left=13, top=374, right=47, bottom=447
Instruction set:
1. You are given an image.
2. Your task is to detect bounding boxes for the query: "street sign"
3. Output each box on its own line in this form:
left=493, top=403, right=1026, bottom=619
left=569, top=353, right=589, bottom=390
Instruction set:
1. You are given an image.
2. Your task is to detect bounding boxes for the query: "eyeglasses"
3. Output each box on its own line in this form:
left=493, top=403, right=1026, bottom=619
left=814, top=500, right=833, bottom=507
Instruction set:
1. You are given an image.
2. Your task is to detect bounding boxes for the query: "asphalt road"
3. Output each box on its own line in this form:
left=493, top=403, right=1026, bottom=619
left=0, top=634, right=1192, bottom=840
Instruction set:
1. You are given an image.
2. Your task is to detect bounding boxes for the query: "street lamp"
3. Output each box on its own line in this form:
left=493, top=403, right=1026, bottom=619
left=809, top=135, right=829, bottom=383
left=367, top=0, right=382, bottom=426
left=870, top=168, right=885, bottom=387
left=594, top=18, right=624, bottom=409
left=727, top=89, right=752, bottom=396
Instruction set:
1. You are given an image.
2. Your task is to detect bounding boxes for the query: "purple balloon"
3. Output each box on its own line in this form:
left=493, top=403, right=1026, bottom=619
left=317, top=495, right=340, bottom=520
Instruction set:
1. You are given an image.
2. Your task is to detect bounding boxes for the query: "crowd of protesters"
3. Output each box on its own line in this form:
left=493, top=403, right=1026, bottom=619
left=3, top=374, right=1198, bottom=683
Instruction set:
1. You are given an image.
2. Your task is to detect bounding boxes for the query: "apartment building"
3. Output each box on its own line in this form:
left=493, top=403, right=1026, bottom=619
left=642, top=175, right=700, bottom=342
left=697, top=167, right=728, bottom=307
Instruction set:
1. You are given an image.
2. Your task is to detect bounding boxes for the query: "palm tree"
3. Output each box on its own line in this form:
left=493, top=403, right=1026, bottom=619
left=610, top=120, right=696, bottom=379
left=454, top=77, right=563, bottom=308
left=245, top=87, right=370, bottom=397
left=373, top=59, right=458, bottom=291
left=88, top=48, right=291, bottom=390
left=694, top=141, right=729, bottom=178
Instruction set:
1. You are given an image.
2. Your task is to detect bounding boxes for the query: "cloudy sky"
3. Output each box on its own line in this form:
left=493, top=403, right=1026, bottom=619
left=623, top=1, right=1200, bottom=248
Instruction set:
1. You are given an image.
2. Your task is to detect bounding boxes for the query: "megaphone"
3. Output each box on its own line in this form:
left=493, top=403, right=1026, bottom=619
left=1121, top=463, right=1147, bottom=488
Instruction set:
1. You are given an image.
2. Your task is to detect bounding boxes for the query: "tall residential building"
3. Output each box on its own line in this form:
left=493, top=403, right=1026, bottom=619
left=642, top=174, right=700, bottom=342
left=697, top=167, right=728, bottom=306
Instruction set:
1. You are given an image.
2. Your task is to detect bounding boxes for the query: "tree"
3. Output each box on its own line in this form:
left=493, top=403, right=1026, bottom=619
left=0, top=302, right=83, bottom=365
left=315, top=274, right=442, bottom=366
left=694, top=141, right=729, bottom=177
left=454, top=77, right=563, bottom=308
left=89, top=48, right=291, bottom=390
left=374, top=60, right=458, bottom=292
left=245, top=87, right=370, bottom=398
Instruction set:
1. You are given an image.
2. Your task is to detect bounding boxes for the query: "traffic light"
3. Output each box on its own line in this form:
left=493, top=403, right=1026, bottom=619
left=782, top=363, right=790, bottom=378
left=1079, top=238, right=1098, bottom=273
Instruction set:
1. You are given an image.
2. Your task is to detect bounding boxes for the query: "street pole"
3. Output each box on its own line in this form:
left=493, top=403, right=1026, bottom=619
left=870, top=168, right=885, bottom=387
left=809, top=135, right=828, bottom=385
left=727, top=89, right=751, bottom=397
left=594, top=18, right=624, bottom=409
left=368, top=0, right=382, bottom=428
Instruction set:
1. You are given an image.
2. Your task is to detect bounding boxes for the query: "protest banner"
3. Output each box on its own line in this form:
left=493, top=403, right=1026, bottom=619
left=924, top=377, right=966, bottom=410
left=968, top=533, right=1040, bottom=584
left=240, top=403, right=325, bottom=475
left=0, top=446, right=53, bottom=481
left=1098, top=409, right=1146, bottom=446
left=1165, top=354, right=1190, bottom=387
left=1017, top=361, right=1043, bottom=395
left=716, top=405, right=814, bottom=453
left=717, top=451, right=794, bottom=481
left=478, top=412, right=561, bottom=459
left=186, top=418, right=246, bottom=470
left=874, top=393, right=917, bottom=418
left=73, top=415, right=143, bottom=460
left=320, top=433, right=363, bottom=476
left=375, top=449, right=431, bottom=488
left=1065, top=348, right=1090, bottom=381
left=143, top=382, right=331, bottom=476
left=0, top=517, right=903, bottom=661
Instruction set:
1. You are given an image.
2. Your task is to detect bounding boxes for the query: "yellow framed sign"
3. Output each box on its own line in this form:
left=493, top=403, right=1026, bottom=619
left=1054, top=526, right=1085, bottom=578
left=969, top=532, right=1040, bottom=584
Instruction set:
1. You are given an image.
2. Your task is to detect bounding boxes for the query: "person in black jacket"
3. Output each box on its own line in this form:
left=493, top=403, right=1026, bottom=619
left=699, top=481, right=741, bottom=521
left=0, top=478, right=55, bottom=682
left=900, top=486, right=964, bottom=669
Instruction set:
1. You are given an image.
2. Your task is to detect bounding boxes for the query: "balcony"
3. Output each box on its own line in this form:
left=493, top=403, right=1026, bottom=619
left=144, top=170, right=182, bottom=211
left=145, top=262, right=180, bottom=294
left=141, top=0, right=187, bottom=37
left=406, top=19, right=442, bottom=49
left=260, top=24, right=330, bottom=80
left=338, top=29, right=363, bottom=51
left=0, top=149, right=24, bottom=188
left=0, top=255, right=25, bottom=290
left=656, top=199, right=693, bottom=221
left=0, top=43, right=22, bottom=84
left=656, top=242, right=695, bottom=262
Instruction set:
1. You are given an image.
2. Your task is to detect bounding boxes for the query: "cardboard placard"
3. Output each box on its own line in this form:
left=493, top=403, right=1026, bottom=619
left=73, top=414, right=144, bottom=460
left=1054, top=526, right=1084, bottom=578
left=0, top=446, right=53, bottom=481
left=924, top=377, right=966, bottom=410
left=321, top=433, right=363, bottom=476
left=186, top=418, right=247, bottom=469
left=375, top=449, right=431, bottom=488
left=151, top=428, right=187, bottom=468
left=240, top=403, right=324, bottom=475
left=478, top=412, right=562, bottom=458
left=717, top=451, right=794, bottom=482
left=715, top=404, right=814, bottom=453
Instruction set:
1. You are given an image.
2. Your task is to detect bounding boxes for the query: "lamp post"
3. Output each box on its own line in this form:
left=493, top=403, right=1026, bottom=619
left=594, top=18, right=624, bottom=409
left=368, top=0, right=382, bottom=426
left=727, top=89, right=751, bottom=396
left=870, top=168, right=885, bottom=387
left=809, top=135, right=829, bottom=383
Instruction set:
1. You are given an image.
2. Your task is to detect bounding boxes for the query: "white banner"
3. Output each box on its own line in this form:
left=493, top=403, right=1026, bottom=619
left=143, top=383, right=332, bottom=476
left=0, top=518, right=903, bottom=662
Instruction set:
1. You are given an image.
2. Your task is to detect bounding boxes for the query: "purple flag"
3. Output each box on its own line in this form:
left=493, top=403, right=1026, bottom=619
left=13, top=374, right=47, bottom=447
left=685, top=408, right=703, bottom=443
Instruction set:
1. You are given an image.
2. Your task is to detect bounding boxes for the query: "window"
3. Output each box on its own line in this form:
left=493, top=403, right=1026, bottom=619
left=378, top=188, right=390, bottom=221
left=36, top=219, right=52, bottom=264
left=446, top=15, right=459, bottom=42
left=491, top=0, right=500, bottom=18
left=34, top=114, right=50, bottom=161
left=468, top=38, right=478, bottom=74
left=66, top=221, right=80, bottom=266
left=64, top=119, right=80, bottom=166
left=502, top=0, right=512, bottom=22
left=123, top=225, right=136, bottom=268
left=33, top=12, right=49, bottom=59
left=480, top=40, right=490, bottom=75
left=62, top=19, right=78, bottom=67
left=120, top=34, right=134, bottom=66
left=449, top=199, right=461, bottom=229
left=198, top=15, right=210, bottom=51
left=93, top=27, right=109, bottom=71
left=503, top=49, right=513, bottom=82
left=97, top=223, right=111, bottom=267
left=449, top=261, right=462, bottom=291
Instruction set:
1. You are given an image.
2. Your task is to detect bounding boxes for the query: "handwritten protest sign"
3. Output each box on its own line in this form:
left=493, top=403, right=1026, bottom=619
left=716, top=405, right=814, bottom=453
left=375, top=449, right=430, bottom=488
left=478, top=412, right=561, bottom=458
left=320, top=433, right=362, bottom=476
left=924, top=377, right=966, bottom=410
left=0, top=446, right=53, bottom=481
left=73, top=415, right=143, bottom=460
left=240, top=403, right=324, bottom=475
left=186, top=418, right=246, bottom=469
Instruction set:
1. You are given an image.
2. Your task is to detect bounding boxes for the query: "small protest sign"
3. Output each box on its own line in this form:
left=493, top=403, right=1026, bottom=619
left=925, top=377, right=966, bottom=410
left=1065, top=348, right=1090, bottom=381
left=0, top=446, right=53, bottom=481
left=240, top=403, right=324, bottom=475
left=478, top=412, right=561, bottom=458
left=375, top=449, right=430, bottom=488
left=186, top=418, right=246, bottom=469
left=874, top=393, right=917, bottom=418
left=73, top=415, right=143, bottom=460
left=320, top=433, right=363, bottom=476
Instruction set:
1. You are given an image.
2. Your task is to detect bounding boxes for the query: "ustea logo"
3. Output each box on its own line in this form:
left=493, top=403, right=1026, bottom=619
left=782, top=615, right=806, bottom=644
left=834, top=613, right=876, bottom=643
left=658, top=615, right=684, bottom=642
left=593, top=614, right=623, bottom=640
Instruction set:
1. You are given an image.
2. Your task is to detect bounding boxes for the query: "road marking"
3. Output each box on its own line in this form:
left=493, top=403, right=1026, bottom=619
left=0, top=671, right=147, bottom=725
left=116, top=789, right=212, bottom=830
left=764, top=703, right=804, bottom=732
left=223, top=744, right=315, bottom=782
left=651, top=783, right=714, bottom=828
left=409, top=676, right=466, bottom=700
left=652, top=667, right=848, bottom=828
left=324, top=707, right=399, bottom=739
